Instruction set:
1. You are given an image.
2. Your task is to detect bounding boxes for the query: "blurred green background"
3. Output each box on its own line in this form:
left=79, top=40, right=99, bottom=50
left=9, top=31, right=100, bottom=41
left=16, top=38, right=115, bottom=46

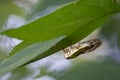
left=0, top=0, right=120, bottom=80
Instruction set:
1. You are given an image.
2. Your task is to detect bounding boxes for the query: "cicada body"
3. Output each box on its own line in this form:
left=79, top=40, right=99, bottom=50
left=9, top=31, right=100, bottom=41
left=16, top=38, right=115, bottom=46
left=63, top=39, right=102, bottom=59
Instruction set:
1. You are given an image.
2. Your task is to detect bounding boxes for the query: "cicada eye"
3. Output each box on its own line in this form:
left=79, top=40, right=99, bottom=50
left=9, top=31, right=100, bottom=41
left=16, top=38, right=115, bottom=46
left=63, top=39, right=102, bottom=59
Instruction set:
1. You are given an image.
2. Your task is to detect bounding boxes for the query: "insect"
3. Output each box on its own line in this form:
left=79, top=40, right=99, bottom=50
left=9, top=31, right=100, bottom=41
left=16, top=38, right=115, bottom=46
left=63, top=39, right=102, bottom=59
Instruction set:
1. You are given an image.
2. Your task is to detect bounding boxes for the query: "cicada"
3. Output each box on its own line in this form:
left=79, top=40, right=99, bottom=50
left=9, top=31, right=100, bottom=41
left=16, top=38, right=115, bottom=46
left=63, top=39, right=102, bottom=59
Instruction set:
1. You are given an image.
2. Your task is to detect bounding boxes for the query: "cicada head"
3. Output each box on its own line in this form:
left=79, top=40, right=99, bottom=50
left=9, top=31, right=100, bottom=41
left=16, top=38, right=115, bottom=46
left=84, top=39, right=102, bottom=53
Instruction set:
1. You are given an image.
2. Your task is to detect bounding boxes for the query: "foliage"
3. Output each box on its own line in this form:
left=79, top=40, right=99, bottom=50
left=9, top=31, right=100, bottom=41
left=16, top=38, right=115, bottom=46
left=0, top=0, right=120, bottom=75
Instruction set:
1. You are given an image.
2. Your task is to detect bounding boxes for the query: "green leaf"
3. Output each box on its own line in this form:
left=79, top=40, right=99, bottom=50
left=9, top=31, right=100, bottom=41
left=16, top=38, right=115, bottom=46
left=2, top=0, right=120, bottom=55
left=1, top=0, right=120, bottom=68
left=0, top=36, right=65, bottom=75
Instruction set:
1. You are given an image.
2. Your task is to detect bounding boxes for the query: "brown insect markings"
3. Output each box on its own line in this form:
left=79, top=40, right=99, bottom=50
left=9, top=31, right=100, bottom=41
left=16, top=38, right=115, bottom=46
left=63, top=39, right=102, bottom=59
left=63, top=48, right=70, bottom=54
left=75, top=43, right=81, bottom=49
